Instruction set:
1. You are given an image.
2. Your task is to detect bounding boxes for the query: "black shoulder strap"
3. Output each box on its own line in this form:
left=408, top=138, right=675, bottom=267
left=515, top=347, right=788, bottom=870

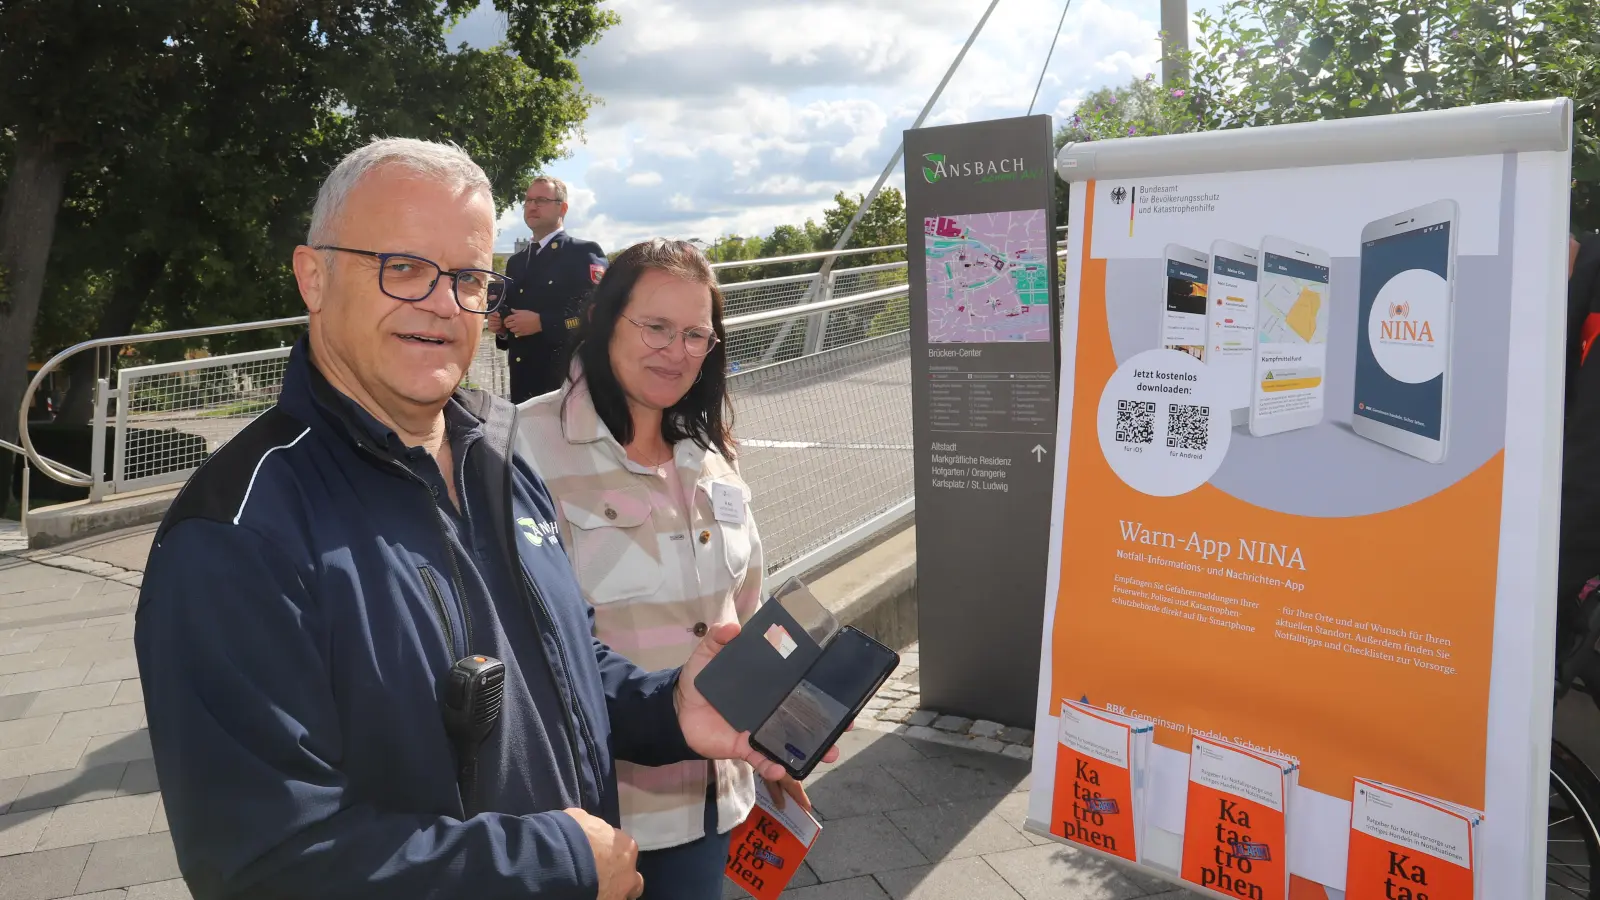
left=459, top=387, right=522, bottom=570
left=154, top=405, right=311, bottom=545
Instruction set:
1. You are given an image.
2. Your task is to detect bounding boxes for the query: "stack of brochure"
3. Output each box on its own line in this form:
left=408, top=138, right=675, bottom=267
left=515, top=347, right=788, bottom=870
left=1050, top=698, right=1155, bottom=863
left=1344, top=778, right=1481, bottom=900
left=1179, top=735, right=1298, bottom=900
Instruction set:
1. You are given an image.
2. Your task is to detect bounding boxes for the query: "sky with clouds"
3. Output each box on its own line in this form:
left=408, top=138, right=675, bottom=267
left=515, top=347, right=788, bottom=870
left=448, top=1, right=1223, bottom=253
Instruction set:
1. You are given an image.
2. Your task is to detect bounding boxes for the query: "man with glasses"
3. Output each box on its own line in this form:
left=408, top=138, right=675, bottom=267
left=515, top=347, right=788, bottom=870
left=133, top=138, right=825, bottom=900
left=490, top=175, right=609, bottom=402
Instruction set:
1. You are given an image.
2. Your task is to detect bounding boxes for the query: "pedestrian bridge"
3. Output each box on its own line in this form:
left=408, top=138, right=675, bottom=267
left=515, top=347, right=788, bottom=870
left=12, top=231, right=1066, bottom=582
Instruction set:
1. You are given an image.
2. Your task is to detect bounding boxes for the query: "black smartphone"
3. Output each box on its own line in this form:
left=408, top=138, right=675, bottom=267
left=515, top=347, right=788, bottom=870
left=748, top=626, right=899, bottom=780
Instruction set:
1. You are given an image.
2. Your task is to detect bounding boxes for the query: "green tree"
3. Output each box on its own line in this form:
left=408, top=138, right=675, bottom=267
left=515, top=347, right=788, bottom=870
left=1051, top=74, right=1199, bottom=228
left=819, top=187, right=908, bottom=266
left=1, top=0, right=615, bottom=510
left=1176, top=0, right=1598, bottom=228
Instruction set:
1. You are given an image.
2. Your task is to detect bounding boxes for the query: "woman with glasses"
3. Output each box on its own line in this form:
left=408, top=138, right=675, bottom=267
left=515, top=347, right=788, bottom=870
left=513, top=238, right=804, bottom=898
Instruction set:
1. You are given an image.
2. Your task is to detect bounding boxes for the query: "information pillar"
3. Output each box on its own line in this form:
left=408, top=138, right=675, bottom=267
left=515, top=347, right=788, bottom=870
left=903, top=114, right=1060, bottom=725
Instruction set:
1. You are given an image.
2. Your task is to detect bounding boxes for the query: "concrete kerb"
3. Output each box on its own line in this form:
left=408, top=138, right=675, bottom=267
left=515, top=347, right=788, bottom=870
left=802, top=519, right=918, bottom=652
left=24, top=485, right=179, bottom=550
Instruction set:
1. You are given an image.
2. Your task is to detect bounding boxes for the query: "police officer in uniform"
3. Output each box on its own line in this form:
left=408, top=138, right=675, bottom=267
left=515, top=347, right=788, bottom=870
left=490, top=176, right=608, bottom=402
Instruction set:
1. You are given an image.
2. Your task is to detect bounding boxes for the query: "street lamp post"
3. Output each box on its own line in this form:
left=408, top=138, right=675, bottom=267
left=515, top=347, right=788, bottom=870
left=1160, top=0, right=1189, bottom=85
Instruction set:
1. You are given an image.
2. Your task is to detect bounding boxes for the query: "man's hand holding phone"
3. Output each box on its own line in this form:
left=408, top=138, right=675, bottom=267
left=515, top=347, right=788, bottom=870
left=676, top=621, right=844, bottom=781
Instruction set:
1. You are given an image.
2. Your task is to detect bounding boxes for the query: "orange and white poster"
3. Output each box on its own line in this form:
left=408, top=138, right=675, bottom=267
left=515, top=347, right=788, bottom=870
left=1023, top=100, right=1573, bottom=900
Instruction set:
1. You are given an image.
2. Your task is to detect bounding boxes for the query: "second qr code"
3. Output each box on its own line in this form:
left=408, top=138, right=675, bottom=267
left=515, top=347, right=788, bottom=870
left=1167, top=404, right=1210, bottom=451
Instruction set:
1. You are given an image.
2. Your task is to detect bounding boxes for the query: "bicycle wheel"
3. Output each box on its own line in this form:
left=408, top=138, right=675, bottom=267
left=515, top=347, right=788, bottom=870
left=1551, top=740, right=1600, bottom=898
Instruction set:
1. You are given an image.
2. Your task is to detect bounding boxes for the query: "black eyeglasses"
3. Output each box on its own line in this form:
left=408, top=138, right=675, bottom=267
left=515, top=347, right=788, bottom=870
left=622, top=315, right=720, bottom=357
left=314, top=245, right=512, bottom=314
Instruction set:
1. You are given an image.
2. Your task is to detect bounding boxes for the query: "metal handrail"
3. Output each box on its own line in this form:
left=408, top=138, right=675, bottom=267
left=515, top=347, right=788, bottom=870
left=709, top=242, right=908, bottom=270
left=708, top=224, right=1068, bottom=271
left=17, top=224, right=1070, bottom=489
left=0, top=436, right=89, bottom=482
left=724, top=283, right=906, bottom=331
left=14, top=278, right=908, bottom=487
left=18, top=315, right=309, bottom=486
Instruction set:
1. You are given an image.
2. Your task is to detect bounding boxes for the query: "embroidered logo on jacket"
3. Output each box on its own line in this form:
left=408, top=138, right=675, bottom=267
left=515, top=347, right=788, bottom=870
left=516, top=517, right=561, bottom=547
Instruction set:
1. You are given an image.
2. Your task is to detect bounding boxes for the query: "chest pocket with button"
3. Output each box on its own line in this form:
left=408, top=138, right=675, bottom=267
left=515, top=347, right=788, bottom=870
left=558, top=485, right=662, bottom=603
left=704, top=476, right=754, bottom=580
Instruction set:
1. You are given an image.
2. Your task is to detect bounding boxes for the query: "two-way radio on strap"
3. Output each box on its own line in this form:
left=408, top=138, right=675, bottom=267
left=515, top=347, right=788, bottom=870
left=441, top=654, right=505, bottom=812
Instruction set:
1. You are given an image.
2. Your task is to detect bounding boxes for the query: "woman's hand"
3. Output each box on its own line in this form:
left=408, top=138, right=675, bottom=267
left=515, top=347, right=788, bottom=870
left=764, top=774, right=812, bottom=814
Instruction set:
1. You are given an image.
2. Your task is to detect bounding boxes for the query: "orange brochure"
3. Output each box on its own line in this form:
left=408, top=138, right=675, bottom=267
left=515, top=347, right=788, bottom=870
left=1180, top=735, right=1297, bottom=900
left=1345, top=777, right=1480, bottom=900
left=1049, top=698, right=1152, bottom=861
left=725, top=779, right=822, bottom=900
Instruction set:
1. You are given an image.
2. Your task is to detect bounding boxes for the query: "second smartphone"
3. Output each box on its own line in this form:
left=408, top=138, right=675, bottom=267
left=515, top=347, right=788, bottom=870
left=749, top=626, right=900, bottom=780
left=1350, top=199, right=1459, bottom=464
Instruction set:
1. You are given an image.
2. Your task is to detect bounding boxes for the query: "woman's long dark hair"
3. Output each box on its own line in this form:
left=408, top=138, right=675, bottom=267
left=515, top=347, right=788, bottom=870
left=566, top=238, right=736, bottom=459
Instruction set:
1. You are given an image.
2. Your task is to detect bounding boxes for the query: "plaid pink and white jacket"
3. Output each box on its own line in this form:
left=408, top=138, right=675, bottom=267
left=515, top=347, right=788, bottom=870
left=513, top=374, right=764, bottom=851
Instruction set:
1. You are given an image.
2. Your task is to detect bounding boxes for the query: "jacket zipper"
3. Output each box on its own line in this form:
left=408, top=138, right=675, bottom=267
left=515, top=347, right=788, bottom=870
left=356, top=441, right=476, bottom=658
left=416, top=566, right=456, bottom=656
left=520, top=566, right=602, bottom=798
left=425, top=482, right=475, bottom=654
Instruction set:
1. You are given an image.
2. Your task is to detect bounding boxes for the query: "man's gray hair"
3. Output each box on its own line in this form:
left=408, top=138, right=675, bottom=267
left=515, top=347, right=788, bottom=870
left=307, top=137, right=495, bottom=245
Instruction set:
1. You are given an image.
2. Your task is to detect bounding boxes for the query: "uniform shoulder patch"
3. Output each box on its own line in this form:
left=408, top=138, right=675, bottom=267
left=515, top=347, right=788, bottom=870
left=590, top=263, right=606, bottom=284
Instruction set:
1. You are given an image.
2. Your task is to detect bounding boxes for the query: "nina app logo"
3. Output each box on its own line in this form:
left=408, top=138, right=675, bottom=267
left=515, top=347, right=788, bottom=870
left=1368, top=268, right=1447, bottom=384
left=1380, top=300, right=1434, bottom=343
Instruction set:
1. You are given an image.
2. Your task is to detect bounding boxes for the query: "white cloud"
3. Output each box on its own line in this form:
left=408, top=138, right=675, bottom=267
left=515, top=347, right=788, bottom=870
left=453, top=0, right=1207, bottom=253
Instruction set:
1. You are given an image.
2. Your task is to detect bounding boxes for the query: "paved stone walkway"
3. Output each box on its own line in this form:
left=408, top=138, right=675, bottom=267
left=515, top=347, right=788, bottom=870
left=0, top=526, right=1199, bottom=899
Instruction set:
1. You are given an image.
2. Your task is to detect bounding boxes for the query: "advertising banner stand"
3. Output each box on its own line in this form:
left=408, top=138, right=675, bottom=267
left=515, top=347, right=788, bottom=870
left=903, top=115, right=1061, bottom=727
left=1023, top=99, right=1573, bottom=899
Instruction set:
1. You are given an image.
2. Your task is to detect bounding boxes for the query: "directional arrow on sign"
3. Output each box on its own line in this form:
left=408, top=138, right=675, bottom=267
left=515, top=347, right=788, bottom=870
left=1031, top=444, right=1048, bottom=462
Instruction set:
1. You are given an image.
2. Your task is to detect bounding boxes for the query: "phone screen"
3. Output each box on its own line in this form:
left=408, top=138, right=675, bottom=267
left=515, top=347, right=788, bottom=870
left=1354, top=222, right=1451, bottom=440
left=1161, top=258, right=1210, bottom=361
left=752, top=629, right=897, bottom=774
left=1253, top=250, right=1330, bottom=425
left=1207, top=253, right=1259, bottom=413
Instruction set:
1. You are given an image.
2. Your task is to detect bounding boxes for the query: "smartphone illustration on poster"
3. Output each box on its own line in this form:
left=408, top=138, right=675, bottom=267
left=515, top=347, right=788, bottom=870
left=1249, top=237, right=1331, bottom=437
left=1351, top=199, right=1459, bottom=463
left=1160, top=244, right=1211, bottom=362
left=1206, top=240, right=1260, bottom=427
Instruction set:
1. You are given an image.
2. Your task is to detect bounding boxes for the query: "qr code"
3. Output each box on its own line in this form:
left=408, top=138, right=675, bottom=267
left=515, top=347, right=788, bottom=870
left=1115, top=399, right=1155, bottom=444
left=1168, top=404, right=1210, bottom=450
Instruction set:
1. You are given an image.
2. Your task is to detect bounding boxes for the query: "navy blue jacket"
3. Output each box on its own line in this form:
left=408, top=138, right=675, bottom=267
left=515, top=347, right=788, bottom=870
left=496, top=230, right=608, bottom=401
left=134, top=335, right=697, bottom=899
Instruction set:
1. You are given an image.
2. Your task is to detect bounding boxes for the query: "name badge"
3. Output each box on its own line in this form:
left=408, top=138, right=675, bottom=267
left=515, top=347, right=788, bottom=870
left=712, top=481, right=746, bottom=524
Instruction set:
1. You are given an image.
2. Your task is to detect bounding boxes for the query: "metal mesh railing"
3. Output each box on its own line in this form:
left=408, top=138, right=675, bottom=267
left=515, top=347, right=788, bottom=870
left=720, top=274, right=823, bottom=372
left=114, top=348, right=293, bottom=492
left=821, top=263, right=910, bottom=352
left=730, top=333, right=912, bottom=574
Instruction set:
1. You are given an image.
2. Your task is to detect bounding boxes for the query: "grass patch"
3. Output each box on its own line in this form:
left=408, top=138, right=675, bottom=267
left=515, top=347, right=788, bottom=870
left=197, top=397, right=276, bottom=418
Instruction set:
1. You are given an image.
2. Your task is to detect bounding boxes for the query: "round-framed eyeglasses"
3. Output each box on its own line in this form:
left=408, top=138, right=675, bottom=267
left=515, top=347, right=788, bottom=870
left=314, top=245, right=512, bottom=314
left=622, top=315, right=720, bottom=357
